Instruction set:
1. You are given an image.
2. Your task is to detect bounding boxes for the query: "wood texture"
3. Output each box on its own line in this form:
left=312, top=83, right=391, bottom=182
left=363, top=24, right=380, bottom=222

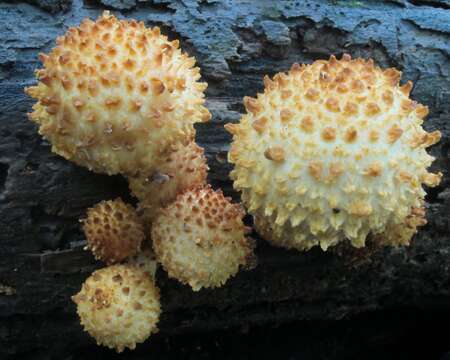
left=0, top=0, right=449, bottom=357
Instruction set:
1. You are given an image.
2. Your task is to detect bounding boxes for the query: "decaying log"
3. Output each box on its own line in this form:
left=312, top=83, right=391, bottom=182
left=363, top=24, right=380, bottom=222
left=0, top=0, right=449, bottom=357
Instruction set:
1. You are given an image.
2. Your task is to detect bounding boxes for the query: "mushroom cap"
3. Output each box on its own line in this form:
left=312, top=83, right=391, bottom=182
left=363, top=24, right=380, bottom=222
left=226, top=54, right=441, bottom=251
left=82, top=198, right=144, bottom=264
left=72, top=264, right=161, bottom=353
left=25, top=11, right=210, bottom=176
left=128, top=141, right=208, bottom=225
left=151, top=185, right=255, bottom=291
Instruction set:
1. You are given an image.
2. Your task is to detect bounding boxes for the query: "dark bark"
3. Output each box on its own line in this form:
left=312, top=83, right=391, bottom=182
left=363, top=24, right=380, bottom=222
left=0, top=0, right=449, bottom=357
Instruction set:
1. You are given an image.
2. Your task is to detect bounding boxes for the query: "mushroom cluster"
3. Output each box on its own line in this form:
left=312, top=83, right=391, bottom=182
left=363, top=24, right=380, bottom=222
left=25, top=10, right=442, bottom=355
left=26, top=11, right=256, bottom=353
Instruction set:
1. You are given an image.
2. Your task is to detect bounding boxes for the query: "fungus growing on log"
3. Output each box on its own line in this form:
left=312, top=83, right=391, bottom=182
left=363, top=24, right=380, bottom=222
left=82, top=198, right=144, bottom=264
left=226, top=54, right=442, bottom=251
left=72, top=264, right=161, bottom=352
left=128, top=141, right=208, bottom=225
left=152, top=185, right=255, bottom=291
left=25, top=11, right=210, bottom=176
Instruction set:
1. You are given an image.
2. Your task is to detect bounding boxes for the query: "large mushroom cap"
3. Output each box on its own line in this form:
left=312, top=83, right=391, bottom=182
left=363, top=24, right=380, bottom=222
left=128, top=141, right=208, bottom=225
left=72, top=264, right=161, bottom=352
left=26, top=11, right=210, bottom=176
left=82, top=198, right=144, bottom=264
left=152, top=185, right=255, bottom=291
left=226, top=54, right=441, bottom=251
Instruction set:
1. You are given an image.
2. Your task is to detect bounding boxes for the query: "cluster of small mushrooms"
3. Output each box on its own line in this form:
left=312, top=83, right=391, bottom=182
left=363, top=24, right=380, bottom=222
left=25, top=11, right=441, bottom=353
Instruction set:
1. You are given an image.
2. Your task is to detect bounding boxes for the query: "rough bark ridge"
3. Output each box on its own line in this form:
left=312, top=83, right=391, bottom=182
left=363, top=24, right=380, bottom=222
left=0, top=0, right=449, bottom=357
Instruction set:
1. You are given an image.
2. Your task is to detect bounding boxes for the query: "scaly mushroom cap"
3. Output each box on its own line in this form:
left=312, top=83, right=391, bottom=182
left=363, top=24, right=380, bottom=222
left=25, top=11, right=210, bottom=176
left=72, top=264, right=161, bottom=353
left=152, top=185, right=255, bottom=291
left=82, top=198, right=144, bottom=264
left=128, top=141, right=208, bottom=224
left=226, top=54, right=441, bottom=251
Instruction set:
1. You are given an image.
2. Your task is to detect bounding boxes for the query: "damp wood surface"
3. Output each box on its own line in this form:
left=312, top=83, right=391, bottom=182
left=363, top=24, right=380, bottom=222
left=0, top=0, right=449, bottom=357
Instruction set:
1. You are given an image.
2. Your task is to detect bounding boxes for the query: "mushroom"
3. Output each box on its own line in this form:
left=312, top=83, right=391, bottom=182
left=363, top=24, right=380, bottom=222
left=225, top=54, right=441, bottom=251
left=152, top=185, right=255, bottom=291
left=82, top=198, right=144, bottom=264
left=72, top=264, right=161, bottom=352
left=25, top=11, right=210, bottom=176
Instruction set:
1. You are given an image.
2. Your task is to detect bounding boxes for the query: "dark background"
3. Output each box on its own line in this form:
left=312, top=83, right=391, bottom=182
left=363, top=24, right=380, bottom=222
left=0, top=0, right=449, bottom=359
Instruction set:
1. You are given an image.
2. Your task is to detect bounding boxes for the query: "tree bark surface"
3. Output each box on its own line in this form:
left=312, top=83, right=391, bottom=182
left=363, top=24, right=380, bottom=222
left=0, top=0, right=449, bottom=357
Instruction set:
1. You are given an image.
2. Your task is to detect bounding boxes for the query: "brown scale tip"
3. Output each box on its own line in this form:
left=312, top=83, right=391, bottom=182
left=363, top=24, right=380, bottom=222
left=321, top=127, right=336, bottom=142
left=383, top=68, right=401, bottom=85
left=415, top=105, right=429, bottom=119
left=410, top=130, right=441, bottom=148
left=364, top=163, right=383, bottom=177
left=400, top=81, right=413, bottom=95
left=252, top=116, right=268, bottom=133
left=280, top=109, right=293, bottom=122
left=365, top=102, right=380, bottom=116
left=387, top=124, right=403, bottom=143
left=305, top=88, right=319, bottom=101
left=244, top=96, right=261, bottom=114
left=301, top=116, right=314, bottom=133
left=263, top=75, right=276, bottom=90
left=308, top=161, right=322, bottom=180
left=264, top=147, right=285, bottom=162
left=343, top=102, right=358, bottom=116
left=325, top=98, right=340, bottom=112
left=344, top=127, right=358, bottom=143
left=82, top=198, right=144, bottom=264
left=224, top=123, right=240, bottom=135
left=349, top=201, right=373, bottom=217
left=328, top=162, right=343, bottom=180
